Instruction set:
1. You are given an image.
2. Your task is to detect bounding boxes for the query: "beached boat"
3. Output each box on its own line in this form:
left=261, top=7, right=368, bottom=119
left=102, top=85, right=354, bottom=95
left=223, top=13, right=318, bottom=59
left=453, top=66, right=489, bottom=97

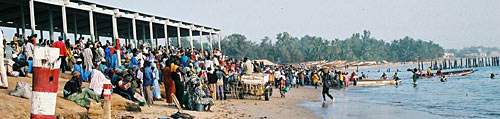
left=353, top=79, right=401, bottom=86
left=418, top=69, right=475, bottom=79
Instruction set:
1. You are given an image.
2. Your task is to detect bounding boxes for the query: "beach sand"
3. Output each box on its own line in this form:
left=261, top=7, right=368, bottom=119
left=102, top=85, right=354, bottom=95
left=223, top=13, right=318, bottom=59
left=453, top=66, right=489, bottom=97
left=115, top=86, right=322, bottom=119
left=0, top=73, right=322, bottom=119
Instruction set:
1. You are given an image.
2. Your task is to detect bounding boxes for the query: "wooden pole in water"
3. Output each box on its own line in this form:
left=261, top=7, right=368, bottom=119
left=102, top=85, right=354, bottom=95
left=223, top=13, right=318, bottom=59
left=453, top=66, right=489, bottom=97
left=421, top=61, right=424, bottom=70
left=473, top=58, right=476, bottom=67
left=460, top=59, right=463, bottom=68
left=466, top=58, right=468, bottom=68
left=430, top=61, right=433, bottom=69
left=465, top=58, right=467, bottom=68
left=417, top=60, right=420, bottom=69
left=444, top=59, right=447, bottom=69
left=454, top=60, right=457, bottom=69
left=435, top=60, right=438, bottom=69
left=481, top=58, right=484, bottom=67
left=495, top=57, right=498, bottom=66
left=448, top=60, right=453, bottom=69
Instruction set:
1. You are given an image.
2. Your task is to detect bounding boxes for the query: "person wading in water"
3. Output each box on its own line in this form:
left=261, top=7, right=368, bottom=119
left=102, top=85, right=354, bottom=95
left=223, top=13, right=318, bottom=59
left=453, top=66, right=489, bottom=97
left=321, top=68, right=335, bottom=104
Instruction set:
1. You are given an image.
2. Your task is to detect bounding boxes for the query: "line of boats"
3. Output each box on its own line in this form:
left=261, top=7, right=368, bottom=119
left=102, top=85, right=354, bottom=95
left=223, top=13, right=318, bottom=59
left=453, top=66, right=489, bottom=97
left=353, top=69, right=476, bottom=87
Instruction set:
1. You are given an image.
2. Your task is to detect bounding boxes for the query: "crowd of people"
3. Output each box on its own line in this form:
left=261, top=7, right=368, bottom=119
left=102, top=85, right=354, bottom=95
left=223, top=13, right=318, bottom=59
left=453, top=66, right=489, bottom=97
left=0, top=28, right=385, bottom=112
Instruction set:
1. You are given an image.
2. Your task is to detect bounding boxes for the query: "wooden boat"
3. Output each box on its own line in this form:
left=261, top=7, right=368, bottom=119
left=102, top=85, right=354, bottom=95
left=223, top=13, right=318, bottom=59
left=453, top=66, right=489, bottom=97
left=418, top=69, right=475, bottom=78
left=353, top=79, right=401, bottom=86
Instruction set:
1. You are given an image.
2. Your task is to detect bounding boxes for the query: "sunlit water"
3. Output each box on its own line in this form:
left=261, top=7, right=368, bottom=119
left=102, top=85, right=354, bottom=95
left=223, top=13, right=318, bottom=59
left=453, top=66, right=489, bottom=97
left=300, top=65, right=500, bottom=119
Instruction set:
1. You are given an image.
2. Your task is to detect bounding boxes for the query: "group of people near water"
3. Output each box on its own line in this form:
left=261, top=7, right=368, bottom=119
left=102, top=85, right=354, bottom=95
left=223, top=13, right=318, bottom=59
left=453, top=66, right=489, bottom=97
left=1, top=28, right=346, bottom=112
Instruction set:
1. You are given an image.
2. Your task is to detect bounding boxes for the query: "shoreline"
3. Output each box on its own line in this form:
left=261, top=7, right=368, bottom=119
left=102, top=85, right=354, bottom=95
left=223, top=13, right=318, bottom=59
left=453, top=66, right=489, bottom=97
left=214, top=86, right=322, bottom=119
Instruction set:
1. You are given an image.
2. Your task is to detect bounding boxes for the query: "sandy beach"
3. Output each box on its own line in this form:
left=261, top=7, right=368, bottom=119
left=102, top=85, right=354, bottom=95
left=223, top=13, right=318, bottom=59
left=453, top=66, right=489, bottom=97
left=0, top=73, right=322, bottom=119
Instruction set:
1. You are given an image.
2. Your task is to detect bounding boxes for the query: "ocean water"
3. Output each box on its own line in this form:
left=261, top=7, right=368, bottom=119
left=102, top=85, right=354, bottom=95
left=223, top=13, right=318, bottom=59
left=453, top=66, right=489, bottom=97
left=300, top=66, right=500, bottom=119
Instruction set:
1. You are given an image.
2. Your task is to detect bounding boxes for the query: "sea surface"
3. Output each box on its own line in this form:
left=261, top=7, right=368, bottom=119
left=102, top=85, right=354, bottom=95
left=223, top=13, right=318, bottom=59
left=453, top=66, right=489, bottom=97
left=300, top=65, right=500, bottom=119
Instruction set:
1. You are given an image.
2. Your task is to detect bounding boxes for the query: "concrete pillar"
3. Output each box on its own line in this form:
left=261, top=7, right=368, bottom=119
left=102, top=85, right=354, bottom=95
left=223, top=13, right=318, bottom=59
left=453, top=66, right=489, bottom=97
left=149, top=17, right=154, bottom=48
left=49, top=10, right=54, bottom=41
left=102, top=83, right=111, bottom=119
left=31, top=47, right=61, bottom=119
left=209, top=30, right=213, bottom=50
left=112, top=9, right=121, bottom=67
left=94, top=16, right=98, bottom=42
left=89, top=9, right=95, bottom=42
left=132, top=14, right=138, bottom=49
left=62, top=5, right=68, bottom=41
left=0, top=28, right=8, bottom=88
left=163, top=20, right=169, bottom=51
left=199, top=27, right=203, bottom=51
left=189, top=25, right=194, bottom=51
left=218, top=31, right=222, bottom=50
left=112, top=16, right=117, bottom=43
left=29, top=0, right=36, bottom=35
left=142, top=24, right=146, bottom=46
left=177, top=22, right=181, bottom=48
left=154, top=24, right=158, bottom=48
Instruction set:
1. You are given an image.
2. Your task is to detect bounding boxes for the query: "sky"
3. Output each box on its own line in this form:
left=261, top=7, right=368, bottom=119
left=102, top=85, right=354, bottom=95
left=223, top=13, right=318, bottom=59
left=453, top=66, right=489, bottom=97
left=2, top=0, right=499, bottom=49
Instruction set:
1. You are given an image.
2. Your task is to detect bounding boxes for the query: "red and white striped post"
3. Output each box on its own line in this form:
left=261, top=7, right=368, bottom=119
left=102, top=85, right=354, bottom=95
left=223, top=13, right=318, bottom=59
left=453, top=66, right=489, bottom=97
left=31, top=47, right=61, bottom=119
left=103, top=83, right=112, bottom=119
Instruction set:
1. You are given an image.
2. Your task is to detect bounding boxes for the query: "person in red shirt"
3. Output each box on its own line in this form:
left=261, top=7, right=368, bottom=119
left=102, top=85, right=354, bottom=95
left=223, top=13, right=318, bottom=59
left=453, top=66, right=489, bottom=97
left=52, top=36, right=68, bottom=73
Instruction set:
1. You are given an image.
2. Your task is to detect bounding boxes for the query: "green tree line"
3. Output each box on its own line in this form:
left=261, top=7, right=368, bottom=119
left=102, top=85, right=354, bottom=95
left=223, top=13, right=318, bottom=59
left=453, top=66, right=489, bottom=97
left=209, top=30, right=444, bottom=64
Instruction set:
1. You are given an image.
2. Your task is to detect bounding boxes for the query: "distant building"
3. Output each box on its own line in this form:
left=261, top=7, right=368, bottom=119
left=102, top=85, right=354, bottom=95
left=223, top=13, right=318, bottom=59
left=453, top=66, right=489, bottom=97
left=444, top=53, right=455, bottom=58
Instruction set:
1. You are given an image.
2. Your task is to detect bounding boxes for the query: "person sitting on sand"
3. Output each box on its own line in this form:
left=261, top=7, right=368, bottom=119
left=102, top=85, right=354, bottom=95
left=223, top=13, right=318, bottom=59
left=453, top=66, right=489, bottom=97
left=192, top=79, right=214, bottom=111
left=63, top=71, right=101, bottom=108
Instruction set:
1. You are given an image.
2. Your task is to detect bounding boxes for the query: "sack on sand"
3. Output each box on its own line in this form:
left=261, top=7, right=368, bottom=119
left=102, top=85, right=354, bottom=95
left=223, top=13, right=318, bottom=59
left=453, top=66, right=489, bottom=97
left=9, top=82, right=32, bottom=99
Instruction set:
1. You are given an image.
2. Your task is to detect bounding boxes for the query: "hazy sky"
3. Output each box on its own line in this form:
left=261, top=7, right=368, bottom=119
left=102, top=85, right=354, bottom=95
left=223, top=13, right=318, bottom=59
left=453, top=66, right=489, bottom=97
left=4, top=0, right=499, bottom=48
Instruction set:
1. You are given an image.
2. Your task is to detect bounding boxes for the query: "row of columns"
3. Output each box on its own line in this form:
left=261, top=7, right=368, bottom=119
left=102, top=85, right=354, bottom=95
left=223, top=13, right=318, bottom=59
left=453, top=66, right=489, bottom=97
left=25, top=0, right=223, bottom=51
left=428, top=57, right=500, bottom=70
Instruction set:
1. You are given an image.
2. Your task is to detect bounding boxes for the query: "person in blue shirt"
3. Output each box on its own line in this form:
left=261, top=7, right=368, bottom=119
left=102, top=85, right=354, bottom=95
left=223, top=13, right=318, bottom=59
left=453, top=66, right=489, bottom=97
left=129, top=52, right=139, bottom=70
left=73, top=60, right=90, bottom=82
left=104, top=46, right=111, bottom=65
left=110, top=52, right=118, bottom=68
left=181, top=54, right=189, bottom=68
left=142, top=61, right=154, bottom=107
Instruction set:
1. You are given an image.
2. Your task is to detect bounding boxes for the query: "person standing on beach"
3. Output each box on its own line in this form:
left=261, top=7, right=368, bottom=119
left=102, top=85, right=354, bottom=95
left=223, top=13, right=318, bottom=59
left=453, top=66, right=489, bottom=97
left=312, top=71, right=319, bottom=89
left=321, top=68, right=335, bottom=103
left=143, top=61, right=155, bottom=107
left=163, top=62, right=175, bottom=104
left=52, top=36, right=67, bottom=73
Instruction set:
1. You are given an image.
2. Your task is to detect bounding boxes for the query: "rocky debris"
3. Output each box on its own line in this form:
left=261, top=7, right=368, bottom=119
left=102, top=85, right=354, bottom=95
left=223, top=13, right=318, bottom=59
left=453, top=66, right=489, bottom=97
left=126, top=102, right=141, bottom=112
left=121, top=115, right=134, bottom=119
